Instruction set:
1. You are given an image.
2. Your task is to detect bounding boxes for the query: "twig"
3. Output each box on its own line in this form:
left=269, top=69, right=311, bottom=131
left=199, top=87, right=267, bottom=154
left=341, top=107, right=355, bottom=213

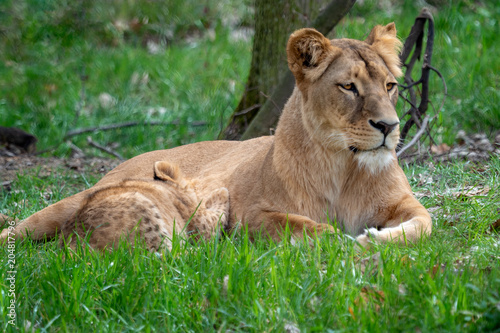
left=399, top=93, right=419, bottom=114
left=64, top=120, right=207, bottom=139
left=399, top=79, right=422, bottom=91
left=67, top=141, right=84, bottom=157
left=398, top=7, right=446, bottom=153
left=259, top=91, right=281, bottom=114
left=397, top=115, right=430, bottom=157
left=87, top=137, right=124, bottom=160
left=234, top=104, right=262, bottom=116
left=427, top=64, right=448, bottom=113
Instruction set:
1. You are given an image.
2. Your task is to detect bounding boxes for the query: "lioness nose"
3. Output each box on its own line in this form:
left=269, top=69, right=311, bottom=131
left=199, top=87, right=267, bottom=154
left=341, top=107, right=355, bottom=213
left=369, top=120, right=399, bottom=137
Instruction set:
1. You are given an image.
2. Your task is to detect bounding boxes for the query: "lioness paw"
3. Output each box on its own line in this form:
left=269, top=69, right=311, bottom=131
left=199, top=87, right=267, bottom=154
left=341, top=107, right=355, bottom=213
left=354, top=228, right=380, bottom=250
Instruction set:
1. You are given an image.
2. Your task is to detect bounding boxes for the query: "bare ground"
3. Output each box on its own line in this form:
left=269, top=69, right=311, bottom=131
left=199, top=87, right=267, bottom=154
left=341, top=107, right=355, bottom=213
left=0, top=155, right=120, bottom=189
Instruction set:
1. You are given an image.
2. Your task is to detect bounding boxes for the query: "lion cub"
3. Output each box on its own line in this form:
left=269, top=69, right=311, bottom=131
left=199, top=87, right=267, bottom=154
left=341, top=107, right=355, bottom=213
left=60, top=161, right=229, bottom=252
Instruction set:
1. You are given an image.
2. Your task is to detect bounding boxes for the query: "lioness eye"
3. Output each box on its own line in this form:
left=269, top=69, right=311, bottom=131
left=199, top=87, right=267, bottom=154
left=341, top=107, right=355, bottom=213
left=339, top=83, right=357, bottom=93
left=386, top=83, right=396, bottom=91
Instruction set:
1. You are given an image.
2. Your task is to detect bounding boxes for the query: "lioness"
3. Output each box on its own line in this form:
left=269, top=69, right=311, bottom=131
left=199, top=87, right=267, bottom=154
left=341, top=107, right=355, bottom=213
left=0, top=23, right=431, bottom=248
left=60, top=161, right=230, bottom=251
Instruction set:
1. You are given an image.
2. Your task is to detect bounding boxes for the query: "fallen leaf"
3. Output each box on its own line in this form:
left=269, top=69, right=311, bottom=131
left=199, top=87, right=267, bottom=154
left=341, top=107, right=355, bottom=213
left=414, top=190, right=432, bottom=199
left=354, top=286, right=386, bottom=311
left=442, top=213, right=465, bottom=227
left=454, top=186, right=490, bottom=200
left=44, top=84, right=57, bottom=95
left=398, top=284, right=407, bottom=295
left=357, top=252, right=382, bottom=276
left=429, top=263, right=446, bottom=278
left=431, top=143, right=451, bottom=155
left=417, top=173, right=434, bottom=186
left=490, top=218, right=500, bottom=231
left=399, top=254, right=415, bottom=267
left=348, top=306, right=355, bottom=319
left=284, top=322, right=300, bottom=333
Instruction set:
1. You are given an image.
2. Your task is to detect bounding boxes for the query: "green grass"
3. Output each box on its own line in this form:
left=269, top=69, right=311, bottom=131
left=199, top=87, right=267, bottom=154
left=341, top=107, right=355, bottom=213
left=0, top=0, right=499, bottom=331
left=0, top=158, right=499, bottom=332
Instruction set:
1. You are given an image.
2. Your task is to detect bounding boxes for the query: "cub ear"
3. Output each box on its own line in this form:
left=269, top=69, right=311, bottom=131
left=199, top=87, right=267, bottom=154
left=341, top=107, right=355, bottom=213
left=287, top=28, right=337, bottom=84
left=365, top=23, right=403, bottom=77
left=154, top=161, right=180, bottom=182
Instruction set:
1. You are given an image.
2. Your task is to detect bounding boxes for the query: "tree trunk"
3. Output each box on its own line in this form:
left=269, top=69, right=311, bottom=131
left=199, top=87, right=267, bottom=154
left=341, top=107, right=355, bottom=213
left=241, top=0, right=356, bottom=140
left=219, top=0, right=335, bottom=140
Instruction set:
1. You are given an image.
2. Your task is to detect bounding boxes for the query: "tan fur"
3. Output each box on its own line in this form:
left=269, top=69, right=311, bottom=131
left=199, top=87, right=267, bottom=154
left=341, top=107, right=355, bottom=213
left=60, top=161, right=229, bottom=251
left=1, top=24, right=431, bottom=248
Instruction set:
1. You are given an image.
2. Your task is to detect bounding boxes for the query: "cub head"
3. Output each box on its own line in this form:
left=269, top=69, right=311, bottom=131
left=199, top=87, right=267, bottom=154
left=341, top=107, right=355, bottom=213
left=154, top=161, right=181, bottom=183
left=287, top=23, right=403, bottom=173
left=153, top=160, right=199, bottom=203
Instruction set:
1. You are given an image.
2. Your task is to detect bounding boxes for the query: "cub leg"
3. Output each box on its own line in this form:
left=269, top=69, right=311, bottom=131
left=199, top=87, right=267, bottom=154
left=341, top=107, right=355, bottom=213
left=188, top=187, right=230, bottom=240
left=355, top=195, right=432, bottom=248
left=0, top=190, right=90, bottom=243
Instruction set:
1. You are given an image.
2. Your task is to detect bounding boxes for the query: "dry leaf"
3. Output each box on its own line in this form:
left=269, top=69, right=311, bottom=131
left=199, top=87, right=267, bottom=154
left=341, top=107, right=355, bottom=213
left=454, top=186, right=490, bottom=200
left=399, top=255, right=415, bottom=267
left=414, top=190, right=432, bottom=199
left=44, top=84, right=57, bottom=95
left=431, top=143, right=451, bottom=155
left=284, top=322, right=300, bottom=333
left=398, top=284, right=407, bottom=295
left=417, top=173, right=434, bottom=186
left=348, top=306, right=355, bottom=319
left=429, top=263, right=446, bottom=278
left=354, top=286, right=386, bottom=312
left=442, top=213, right=464, bottom=227
left=357, top=252, right=382, bottom=276
left=490, top=218, right=500, bottom=231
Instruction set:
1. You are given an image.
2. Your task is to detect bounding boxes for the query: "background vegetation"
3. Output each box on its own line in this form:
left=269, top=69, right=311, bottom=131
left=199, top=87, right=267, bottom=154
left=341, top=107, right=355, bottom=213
left=0, top=0, right=499, bottom=331
left=0, top=0, right=498, bottom=158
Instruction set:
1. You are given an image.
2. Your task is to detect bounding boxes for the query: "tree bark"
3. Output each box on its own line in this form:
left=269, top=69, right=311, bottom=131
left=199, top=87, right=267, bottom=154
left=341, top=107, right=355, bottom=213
left=240, top=0, right=357, bottom=140
left=219, top=0, right=342, bottom=140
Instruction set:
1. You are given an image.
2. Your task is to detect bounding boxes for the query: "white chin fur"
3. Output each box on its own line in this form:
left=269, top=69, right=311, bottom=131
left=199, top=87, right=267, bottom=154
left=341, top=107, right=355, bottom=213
left=355, top=149, right=394, bottom=174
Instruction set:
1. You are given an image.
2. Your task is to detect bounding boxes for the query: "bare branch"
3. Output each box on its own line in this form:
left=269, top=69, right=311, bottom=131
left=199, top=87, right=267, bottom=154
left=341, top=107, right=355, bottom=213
left=427, top=64, right=448, bottom=113
left=397, top=115, right=430, bottom=157
left=67, top=141, right=84, bottom=157
left=399, top=79, right=422, bottom=92
left=234, top=104, right=262, bottom=117
left=259, top=91, right=281, bottom=114
left=64, top=120, right=207, bottom=139
left=87, top=137, right=124, bottom=160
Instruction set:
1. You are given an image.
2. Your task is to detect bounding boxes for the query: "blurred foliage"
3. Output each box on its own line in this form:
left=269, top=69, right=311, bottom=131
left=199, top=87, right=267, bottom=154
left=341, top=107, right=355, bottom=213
left=0, top=0, right=253, bottom=157
left=0, top=0, right=497, bottom=157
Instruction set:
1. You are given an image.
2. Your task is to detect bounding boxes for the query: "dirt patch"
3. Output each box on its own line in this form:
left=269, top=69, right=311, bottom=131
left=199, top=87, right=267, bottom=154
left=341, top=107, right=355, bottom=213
left=0, top=155, right=120, bottom=188
left=399, top=131, right=500, bottom=164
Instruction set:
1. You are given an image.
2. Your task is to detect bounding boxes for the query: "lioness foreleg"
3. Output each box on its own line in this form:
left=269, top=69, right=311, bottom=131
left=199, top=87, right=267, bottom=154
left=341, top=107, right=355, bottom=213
left=355, top=196, right=432, bottom=248
left=251, top=211, right=336, bottom=241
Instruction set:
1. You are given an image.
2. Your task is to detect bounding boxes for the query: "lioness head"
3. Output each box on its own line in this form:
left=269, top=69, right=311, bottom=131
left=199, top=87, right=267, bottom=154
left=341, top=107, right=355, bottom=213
left=287, top=23, right=403, bottom=173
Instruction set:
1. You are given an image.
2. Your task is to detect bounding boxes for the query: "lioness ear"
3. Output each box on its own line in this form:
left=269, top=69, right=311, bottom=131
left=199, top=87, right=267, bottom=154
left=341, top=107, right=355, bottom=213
left=154, top=161, right=180, bottom=182
left=287, top=28, right=337, bottom=84
left=365, top=23, right=403, bottom=78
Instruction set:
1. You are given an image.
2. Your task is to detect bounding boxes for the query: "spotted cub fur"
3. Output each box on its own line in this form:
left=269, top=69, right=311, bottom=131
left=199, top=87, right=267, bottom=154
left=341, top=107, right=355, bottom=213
left=60, top=161, right=229, bottom=251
